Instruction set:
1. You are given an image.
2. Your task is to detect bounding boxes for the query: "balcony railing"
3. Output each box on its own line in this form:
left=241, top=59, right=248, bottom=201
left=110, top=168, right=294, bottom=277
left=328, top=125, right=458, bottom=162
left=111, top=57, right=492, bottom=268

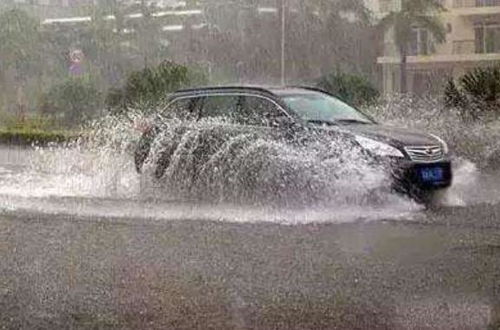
left=452, top=40, right=476, bottom=54
left=454, top=0, right=500, bottom=8
left=383, top=42, right=436, bottom=57
left=453, top=39, right=500, bottom=54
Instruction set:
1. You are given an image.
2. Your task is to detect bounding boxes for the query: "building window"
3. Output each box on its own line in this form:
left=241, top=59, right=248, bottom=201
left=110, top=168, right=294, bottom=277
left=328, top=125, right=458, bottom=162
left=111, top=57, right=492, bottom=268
left=475, top=0, right=500, bottom=7
left=475, top=23, right=500, bottom=53
left=408, top=27, right=433, bottom=56
left=380, top=0, right=393, bottom=12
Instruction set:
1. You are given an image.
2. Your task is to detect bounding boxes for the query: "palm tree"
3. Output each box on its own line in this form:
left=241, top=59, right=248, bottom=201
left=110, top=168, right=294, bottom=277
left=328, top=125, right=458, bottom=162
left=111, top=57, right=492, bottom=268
left=378, top=0, right=446, bottom=93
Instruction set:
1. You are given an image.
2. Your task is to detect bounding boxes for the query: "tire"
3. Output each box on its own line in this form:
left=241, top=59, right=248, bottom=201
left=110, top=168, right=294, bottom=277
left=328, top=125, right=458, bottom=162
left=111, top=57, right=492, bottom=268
left=413, top=188, right=449, bottom=208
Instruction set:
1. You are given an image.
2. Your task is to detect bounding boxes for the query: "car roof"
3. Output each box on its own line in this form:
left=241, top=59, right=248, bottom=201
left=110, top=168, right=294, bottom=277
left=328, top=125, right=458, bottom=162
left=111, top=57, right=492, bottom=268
left=171, top=85, right=329, bottom=98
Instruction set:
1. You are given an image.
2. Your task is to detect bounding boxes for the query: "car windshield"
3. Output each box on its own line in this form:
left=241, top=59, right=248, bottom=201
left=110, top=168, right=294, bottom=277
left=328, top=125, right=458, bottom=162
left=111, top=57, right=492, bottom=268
left=281, top=92, right=374, bottom=124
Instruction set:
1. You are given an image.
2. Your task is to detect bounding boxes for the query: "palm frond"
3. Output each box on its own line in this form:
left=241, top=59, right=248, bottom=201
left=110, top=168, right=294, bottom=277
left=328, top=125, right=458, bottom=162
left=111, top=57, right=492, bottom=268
left=413, top=15, right=446, bottom=43
left=404, top=0, right=446, bottom=14
left=377, top=11, right=397, bottom=32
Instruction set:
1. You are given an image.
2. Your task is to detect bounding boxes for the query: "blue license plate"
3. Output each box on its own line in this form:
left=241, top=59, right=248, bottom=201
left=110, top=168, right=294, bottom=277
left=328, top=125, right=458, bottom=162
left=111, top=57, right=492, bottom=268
left=420, top=167, right=444, bottom=182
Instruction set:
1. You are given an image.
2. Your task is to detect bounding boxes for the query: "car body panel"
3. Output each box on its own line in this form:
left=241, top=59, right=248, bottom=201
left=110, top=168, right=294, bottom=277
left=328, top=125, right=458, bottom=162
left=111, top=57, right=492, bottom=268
left=135, top=86, right=453, bottom=200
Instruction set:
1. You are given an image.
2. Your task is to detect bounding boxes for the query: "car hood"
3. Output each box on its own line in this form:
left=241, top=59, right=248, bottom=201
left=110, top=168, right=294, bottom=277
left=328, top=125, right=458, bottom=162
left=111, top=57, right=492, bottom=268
left=319, top=123, right=441, bottom=147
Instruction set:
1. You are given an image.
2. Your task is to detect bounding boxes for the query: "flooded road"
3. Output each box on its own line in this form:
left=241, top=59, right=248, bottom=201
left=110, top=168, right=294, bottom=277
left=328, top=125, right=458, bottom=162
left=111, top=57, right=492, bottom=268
left=1, top=145, right=500, bottom=329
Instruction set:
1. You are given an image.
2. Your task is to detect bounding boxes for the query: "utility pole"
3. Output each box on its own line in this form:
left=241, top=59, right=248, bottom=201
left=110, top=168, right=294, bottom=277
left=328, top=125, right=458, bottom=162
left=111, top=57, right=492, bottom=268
left=279, top=0, right=286, bottom=85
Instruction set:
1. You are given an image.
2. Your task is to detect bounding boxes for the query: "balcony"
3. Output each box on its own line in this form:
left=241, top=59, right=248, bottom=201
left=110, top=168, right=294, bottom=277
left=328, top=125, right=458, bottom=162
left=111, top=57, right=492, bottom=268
left=453, top=0, right=500, bottom=15
left=452, top=39, right=476, bottom=54
left=378, top=40, right=500, bottom=65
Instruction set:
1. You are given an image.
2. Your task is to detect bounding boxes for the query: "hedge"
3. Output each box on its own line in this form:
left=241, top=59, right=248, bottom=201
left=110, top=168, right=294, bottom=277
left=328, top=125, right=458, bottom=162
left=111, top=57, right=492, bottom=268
left=0, top=128, right=76, bottom=145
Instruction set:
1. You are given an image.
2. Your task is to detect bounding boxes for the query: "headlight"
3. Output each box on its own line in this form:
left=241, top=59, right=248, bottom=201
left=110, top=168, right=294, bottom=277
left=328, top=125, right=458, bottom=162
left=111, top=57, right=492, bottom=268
left=355, top=136, right=404, bottom=158
left=430, top=134, right=449, bottom=154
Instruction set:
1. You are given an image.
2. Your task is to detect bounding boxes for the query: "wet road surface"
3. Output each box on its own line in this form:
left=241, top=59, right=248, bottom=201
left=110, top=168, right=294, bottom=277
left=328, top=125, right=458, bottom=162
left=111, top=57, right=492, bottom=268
left=1, top=146, right=500, bottom=329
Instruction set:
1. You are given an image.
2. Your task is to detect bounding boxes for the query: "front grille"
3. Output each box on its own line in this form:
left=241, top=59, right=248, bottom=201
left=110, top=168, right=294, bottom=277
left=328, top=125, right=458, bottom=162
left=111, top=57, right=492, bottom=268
left=404, top=145, right=444, bottom=162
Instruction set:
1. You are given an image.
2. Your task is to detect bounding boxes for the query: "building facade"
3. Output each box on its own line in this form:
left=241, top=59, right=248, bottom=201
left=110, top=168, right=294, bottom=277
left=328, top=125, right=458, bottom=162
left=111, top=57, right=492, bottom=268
left=376, top=0, right=500, bottom=94
left=2, top=0, right=97, bottom=19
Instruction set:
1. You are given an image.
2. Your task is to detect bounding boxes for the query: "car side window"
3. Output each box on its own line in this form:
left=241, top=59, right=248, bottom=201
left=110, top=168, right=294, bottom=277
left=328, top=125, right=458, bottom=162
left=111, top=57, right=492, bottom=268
left=240, top=95, right=286, bottom=126
left=201, top=95, right=241, bottom=120
left=163, top=97, right=201, bottom=120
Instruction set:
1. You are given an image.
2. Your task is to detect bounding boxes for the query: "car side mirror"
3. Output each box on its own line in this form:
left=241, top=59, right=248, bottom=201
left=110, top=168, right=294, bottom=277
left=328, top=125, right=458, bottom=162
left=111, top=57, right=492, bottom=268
left=269, top=115, right=296, bottom=128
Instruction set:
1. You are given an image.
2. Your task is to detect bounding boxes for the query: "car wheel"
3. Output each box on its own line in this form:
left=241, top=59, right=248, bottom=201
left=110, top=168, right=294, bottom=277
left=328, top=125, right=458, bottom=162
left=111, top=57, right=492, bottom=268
left=414, top=189, right=449, bottom=208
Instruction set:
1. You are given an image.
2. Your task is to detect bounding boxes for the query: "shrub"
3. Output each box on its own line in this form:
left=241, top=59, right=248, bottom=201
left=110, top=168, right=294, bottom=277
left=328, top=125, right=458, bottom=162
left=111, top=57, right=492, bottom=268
left=444, top=67, right=500, bottom=120
left=40, top=77, right=103, bottom=126
left=2, top=114, right=58, bottom=131
left=316, top=72, right=379, bottom=107
left=0, top=128, right=74, bottom=145
left=107, top=61, right=207, bottom=111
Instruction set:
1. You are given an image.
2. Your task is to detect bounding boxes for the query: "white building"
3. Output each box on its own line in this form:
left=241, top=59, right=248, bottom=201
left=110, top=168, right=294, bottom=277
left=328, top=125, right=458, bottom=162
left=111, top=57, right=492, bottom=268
left=375, top=0, right=500, bottom=94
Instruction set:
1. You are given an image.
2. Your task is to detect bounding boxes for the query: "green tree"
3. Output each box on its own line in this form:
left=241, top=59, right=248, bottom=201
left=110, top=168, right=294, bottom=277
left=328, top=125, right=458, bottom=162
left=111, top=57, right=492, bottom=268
left=106, top=61, right=207, bottom=110
left=0, top=8, right=41, bottom=75
left=378, top=0, right=446, bottom=93
left=0, top=8, right=42, bottom=115
left=444, top=67, right=500, bottom=120
left=39, top=77, right=103, bottom=126
left=317, top=71, right=379, bottom=107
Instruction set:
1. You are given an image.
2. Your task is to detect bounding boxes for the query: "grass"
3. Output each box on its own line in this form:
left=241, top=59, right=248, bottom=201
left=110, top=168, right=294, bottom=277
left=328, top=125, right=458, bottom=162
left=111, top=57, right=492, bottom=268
left=0, top=111, right=78, bottom=145
left=0, top=128, right=76, bottom=145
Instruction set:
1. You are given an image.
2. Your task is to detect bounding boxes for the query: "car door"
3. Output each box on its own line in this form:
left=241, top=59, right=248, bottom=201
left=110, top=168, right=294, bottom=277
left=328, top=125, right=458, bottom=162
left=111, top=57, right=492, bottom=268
left=150, top=96, right=204, bottom=178
left=135, top=96, right=201, bottom=172
left=198, top=93, right=288, bottom=140
left=238, top=94, right=296, bottom=141
left=192, top=94, right=244, bottom=169
left=159, top=96, right=203, bottom=121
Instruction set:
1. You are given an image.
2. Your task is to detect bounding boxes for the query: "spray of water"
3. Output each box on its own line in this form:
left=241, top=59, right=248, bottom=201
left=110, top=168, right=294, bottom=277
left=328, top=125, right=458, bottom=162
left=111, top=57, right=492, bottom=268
left=2, top=96, right=499, bottom=222
left=367, top=95, right=500, bottom=170
left=0, top=107, right=421, bottom=223
left=366, top=95, right=500, bottom=206
left=139, top=117, right=396, bottom=207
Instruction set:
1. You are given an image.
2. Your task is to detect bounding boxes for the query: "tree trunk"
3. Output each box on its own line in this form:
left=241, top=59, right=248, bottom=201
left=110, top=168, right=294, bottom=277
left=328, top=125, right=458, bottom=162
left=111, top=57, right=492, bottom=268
left=16, top=84, right=26, bottom=123
left=400, top=46, right=408, bottom=94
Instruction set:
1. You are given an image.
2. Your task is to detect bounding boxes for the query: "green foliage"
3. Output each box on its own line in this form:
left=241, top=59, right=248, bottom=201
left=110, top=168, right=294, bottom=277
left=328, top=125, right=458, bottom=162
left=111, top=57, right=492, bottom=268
left=0, top=111, right=58, bottom=131
left=0, top=8, right=41, bottom=76
left=316, top=72, right=379, bottom=106
left=0, top=128, right=73, bottom=145
left=444, top=67, right=500, bottom=119
left=443, top=79, right=467, bottom=109
left=40, top=77, right=104, bottom=126
left=107, top=61, right=207, bottom=110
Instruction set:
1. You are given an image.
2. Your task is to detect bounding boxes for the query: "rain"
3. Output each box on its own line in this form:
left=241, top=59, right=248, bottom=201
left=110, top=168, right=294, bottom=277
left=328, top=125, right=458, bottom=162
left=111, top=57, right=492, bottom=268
left=1, top=0, right=500, bottom=328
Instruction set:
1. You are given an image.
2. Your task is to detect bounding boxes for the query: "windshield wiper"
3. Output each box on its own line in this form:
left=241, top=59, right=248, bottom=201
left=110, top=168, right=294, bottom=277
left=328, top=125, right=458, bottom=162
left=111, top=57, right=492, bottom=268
left=306, top=120, right=338, bottom=126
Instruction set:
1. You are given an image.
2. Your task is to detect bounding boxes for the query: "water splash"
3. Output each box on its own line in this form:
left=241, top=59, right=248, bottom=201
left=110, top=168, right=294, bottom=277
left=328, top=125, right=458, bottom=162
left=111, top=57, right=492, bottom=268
left=139, top=117, right=398, bottom=207
left=0, top=110, right=419, bottom=223
left=366, top=95, right=500, bottom=170
left=365, top=95, right=500, bottom=207
left=3, top=96, right=500, bottom=222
